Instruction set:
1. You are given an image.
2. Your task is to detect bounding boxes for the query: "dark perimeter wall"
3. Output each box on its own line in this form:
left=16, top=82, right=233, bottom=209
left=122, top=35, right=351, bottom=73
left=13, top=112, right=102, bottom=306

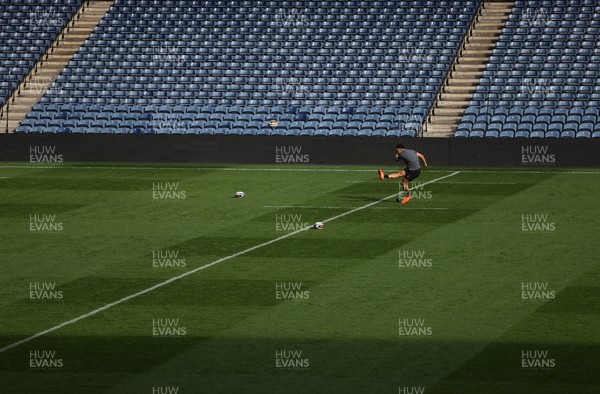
left=1, top=134, right=599, bottom=167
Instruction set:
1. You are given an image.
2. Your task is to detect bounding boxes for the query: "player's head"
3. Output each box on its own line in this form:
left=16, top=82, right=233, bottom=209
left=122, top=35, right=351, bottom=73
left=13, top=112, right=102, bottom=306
left=395, top=143, right=405, bottom=153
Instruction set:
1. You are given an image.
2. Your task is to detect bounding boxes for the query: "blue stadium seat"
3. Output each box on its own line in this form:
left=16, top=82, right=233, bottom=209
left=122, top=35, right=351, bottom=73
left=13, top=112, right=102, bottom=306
left=561, top=130, right=575, bottom=138
left=19, top=2, right=482, bottom=135
left=515, top=130, right=530, bottom=138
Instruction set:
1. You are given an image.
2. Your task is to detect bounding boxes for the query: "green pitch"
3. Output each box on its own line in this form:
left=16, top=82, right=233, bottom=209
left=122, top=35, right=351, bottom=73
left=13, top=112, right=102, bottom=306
left=0, top=163, right=599, bottom=393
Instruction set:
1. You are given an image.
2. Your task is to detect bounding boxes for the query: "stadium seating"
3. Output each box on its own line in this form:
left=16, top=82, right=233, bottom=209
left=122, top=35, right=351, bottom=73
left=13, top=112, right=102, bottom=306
left=455, top=0, right=600, bottom=138
left=0, top=0, right=83, bottom=109
left=16, top=0, right=479, bottom=135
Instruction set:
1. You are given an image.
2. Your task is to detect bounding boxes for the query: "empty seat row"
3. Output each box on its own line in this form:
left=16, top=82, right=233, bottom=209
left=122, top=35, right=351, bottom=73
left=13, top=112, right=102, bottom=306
left=15, top=124, right=418, bottom=137
left=455, top=130, right=598, bottom=138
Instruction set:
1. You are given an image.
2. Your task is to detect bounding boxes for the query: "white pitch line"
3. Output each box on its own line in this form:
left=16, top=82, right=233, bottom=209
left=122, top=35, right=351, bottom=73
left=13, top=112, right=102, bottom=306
left=0, top=171, right=460, bottom=354
left=0, top=165, right=377, bottom=172
left=438, top=181, right=517, bottom=185
left=0, top=164, right=598, bottom=174
left=344, top=180, right=517, bottom=184
left=221, top=168, right=600, bottom=175
left=344, top=181, right=396, bottom=183
left=377, top=207, right=451, bottom=210
left=264, top=205, right=360, bottom=209
left=263, top=205, right=450, bottom=210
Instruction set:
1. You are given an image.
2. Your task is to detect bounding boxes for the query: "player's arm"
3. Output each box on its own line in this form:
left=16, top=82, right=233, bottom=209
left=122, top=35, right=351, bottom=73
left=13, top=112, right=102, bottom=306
left=416, top=152, right=428, bottom=168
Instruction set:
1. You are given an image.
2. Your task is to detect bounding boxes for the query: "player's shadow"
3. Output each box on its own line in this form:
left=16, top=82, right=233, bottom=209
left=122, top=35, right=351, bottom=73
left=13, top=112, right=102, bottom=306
left=331, top=183, right=395, bottom=204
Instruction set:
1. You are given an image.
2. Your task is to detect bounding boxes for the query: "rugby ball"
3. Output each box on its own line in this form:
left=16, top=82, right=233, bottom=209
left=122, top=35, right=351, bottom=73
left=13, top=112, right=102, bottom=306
left=234, top=191, right=245, bottom=198
left=313, top=221, right=324, bottom=229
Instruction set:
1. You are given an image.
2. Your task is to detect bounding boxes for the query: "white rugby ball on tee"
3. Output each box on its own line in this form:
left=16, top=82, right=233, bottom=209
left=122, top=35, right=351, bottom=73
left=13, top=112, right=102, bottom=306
left=314, top=222, right=324, bottom=229
left=235, top=191, right=245, bottom=198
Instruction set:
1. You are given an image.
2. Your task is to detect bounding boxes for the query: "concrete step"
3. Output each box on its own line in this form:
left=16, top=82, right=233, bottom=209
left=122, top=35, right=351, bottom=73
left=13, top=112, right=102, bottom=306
left=472, top=29, right=502, bottom=35
left=468, top=28, right=501, bottom=33
left=44, top=54, right=74, bottom=59
left=457, top=59, right=488, bottom=65
left=468, top=36, right=502, bottom=42
left=423, top=1, right=513, bottom=137
left=435, top=101, right=469, bottom=109
left=436, top=100, right=469, bottom=113
left=473, top=26, right=503, bottom=32
left=448, top=71, right=484, bottom=79
left=478, top=16, right=510, bottom=21
left=463, top=43, right=496, bottom=50
left=49, top=47, right=80, bottom=54
left=428, top=117, right=462, bottom=126
left=51, top=42, right=81, bottom=50
left=5, top=114, right=32, bottom=122
left=483, top=12, right=511, bottom=15
left=430, top=108, right=468, bottom=117
left=443, top=86, right=476, bottom=94
left=460, top=55, right=492, bottom=61
left=39, top=60, right=71, bottom=66
left=467, top=40, right=500, bottom=46
left=477, top=22, right=507, bottom=27
left=440, top=92, right=474, bottom=101
left=460, top=51, right=493, bottom=57
left=32, top=69, right=68, bottom=77
left=483, top=6, right=513, bottom=10
left=61, top=33, right=95, bottom=39
left=467, top=32, right=499, bottom=38
left=424, top=124, right=458, bottom=135
left=480, top=11, right=512, bottom=15
left=14, top=91, right=52, bottom=99
left=460, top=50, right=495, bottom=56
left=476, top=20, right=508, bottom=24
left=479, top=13, right=511, bottom=17
left=454, top=64, right=488, bottom=71
left=459, top=55, right=491, bottom=61
left=463, top=46, right=497, bottom=52
left=479, top=13, right=511, bottom=18
left=462, top=44, right=495, bottom=50
left=447, top=78, right=481, bottom=86
left=66, top=24, right=100, bottom=29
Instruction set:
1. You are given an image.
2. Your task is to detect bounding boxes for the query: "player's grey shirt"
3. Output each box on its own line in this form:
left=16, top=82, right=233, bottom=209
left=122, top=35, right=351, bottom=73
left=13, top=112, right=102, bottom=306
left=398, top=149, right=420, bottom=171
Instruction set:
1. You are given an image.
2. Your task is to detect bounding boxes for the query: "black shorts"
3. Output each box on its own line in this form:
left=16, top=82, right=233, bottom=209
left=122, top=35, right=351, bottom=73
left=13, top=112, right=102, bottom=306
left=403, top=167, right=421, bottom=181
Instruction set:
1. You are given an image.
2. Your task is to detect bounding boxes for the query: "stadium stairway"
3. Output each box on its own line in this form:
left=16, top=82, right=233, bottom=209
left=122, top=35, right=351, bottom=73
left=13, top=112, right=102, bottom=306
left=423, top=1, right=513, bottom=137
left=3, top=0, right=114, bottom=133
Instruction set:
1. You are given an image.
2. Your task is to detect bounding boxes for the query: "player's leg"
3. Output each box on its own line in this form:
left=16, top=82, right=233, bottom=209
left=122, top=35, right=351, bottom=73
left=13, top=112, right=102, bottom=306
left=379, top=168, right=406, bottom=180
left=399, top=176, right=413, bottom=204
left=401, top=177, right=410, bottom=195
left=399, top=169, right=420, bottom=204
left=386, top=171, right=406, bottom=179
